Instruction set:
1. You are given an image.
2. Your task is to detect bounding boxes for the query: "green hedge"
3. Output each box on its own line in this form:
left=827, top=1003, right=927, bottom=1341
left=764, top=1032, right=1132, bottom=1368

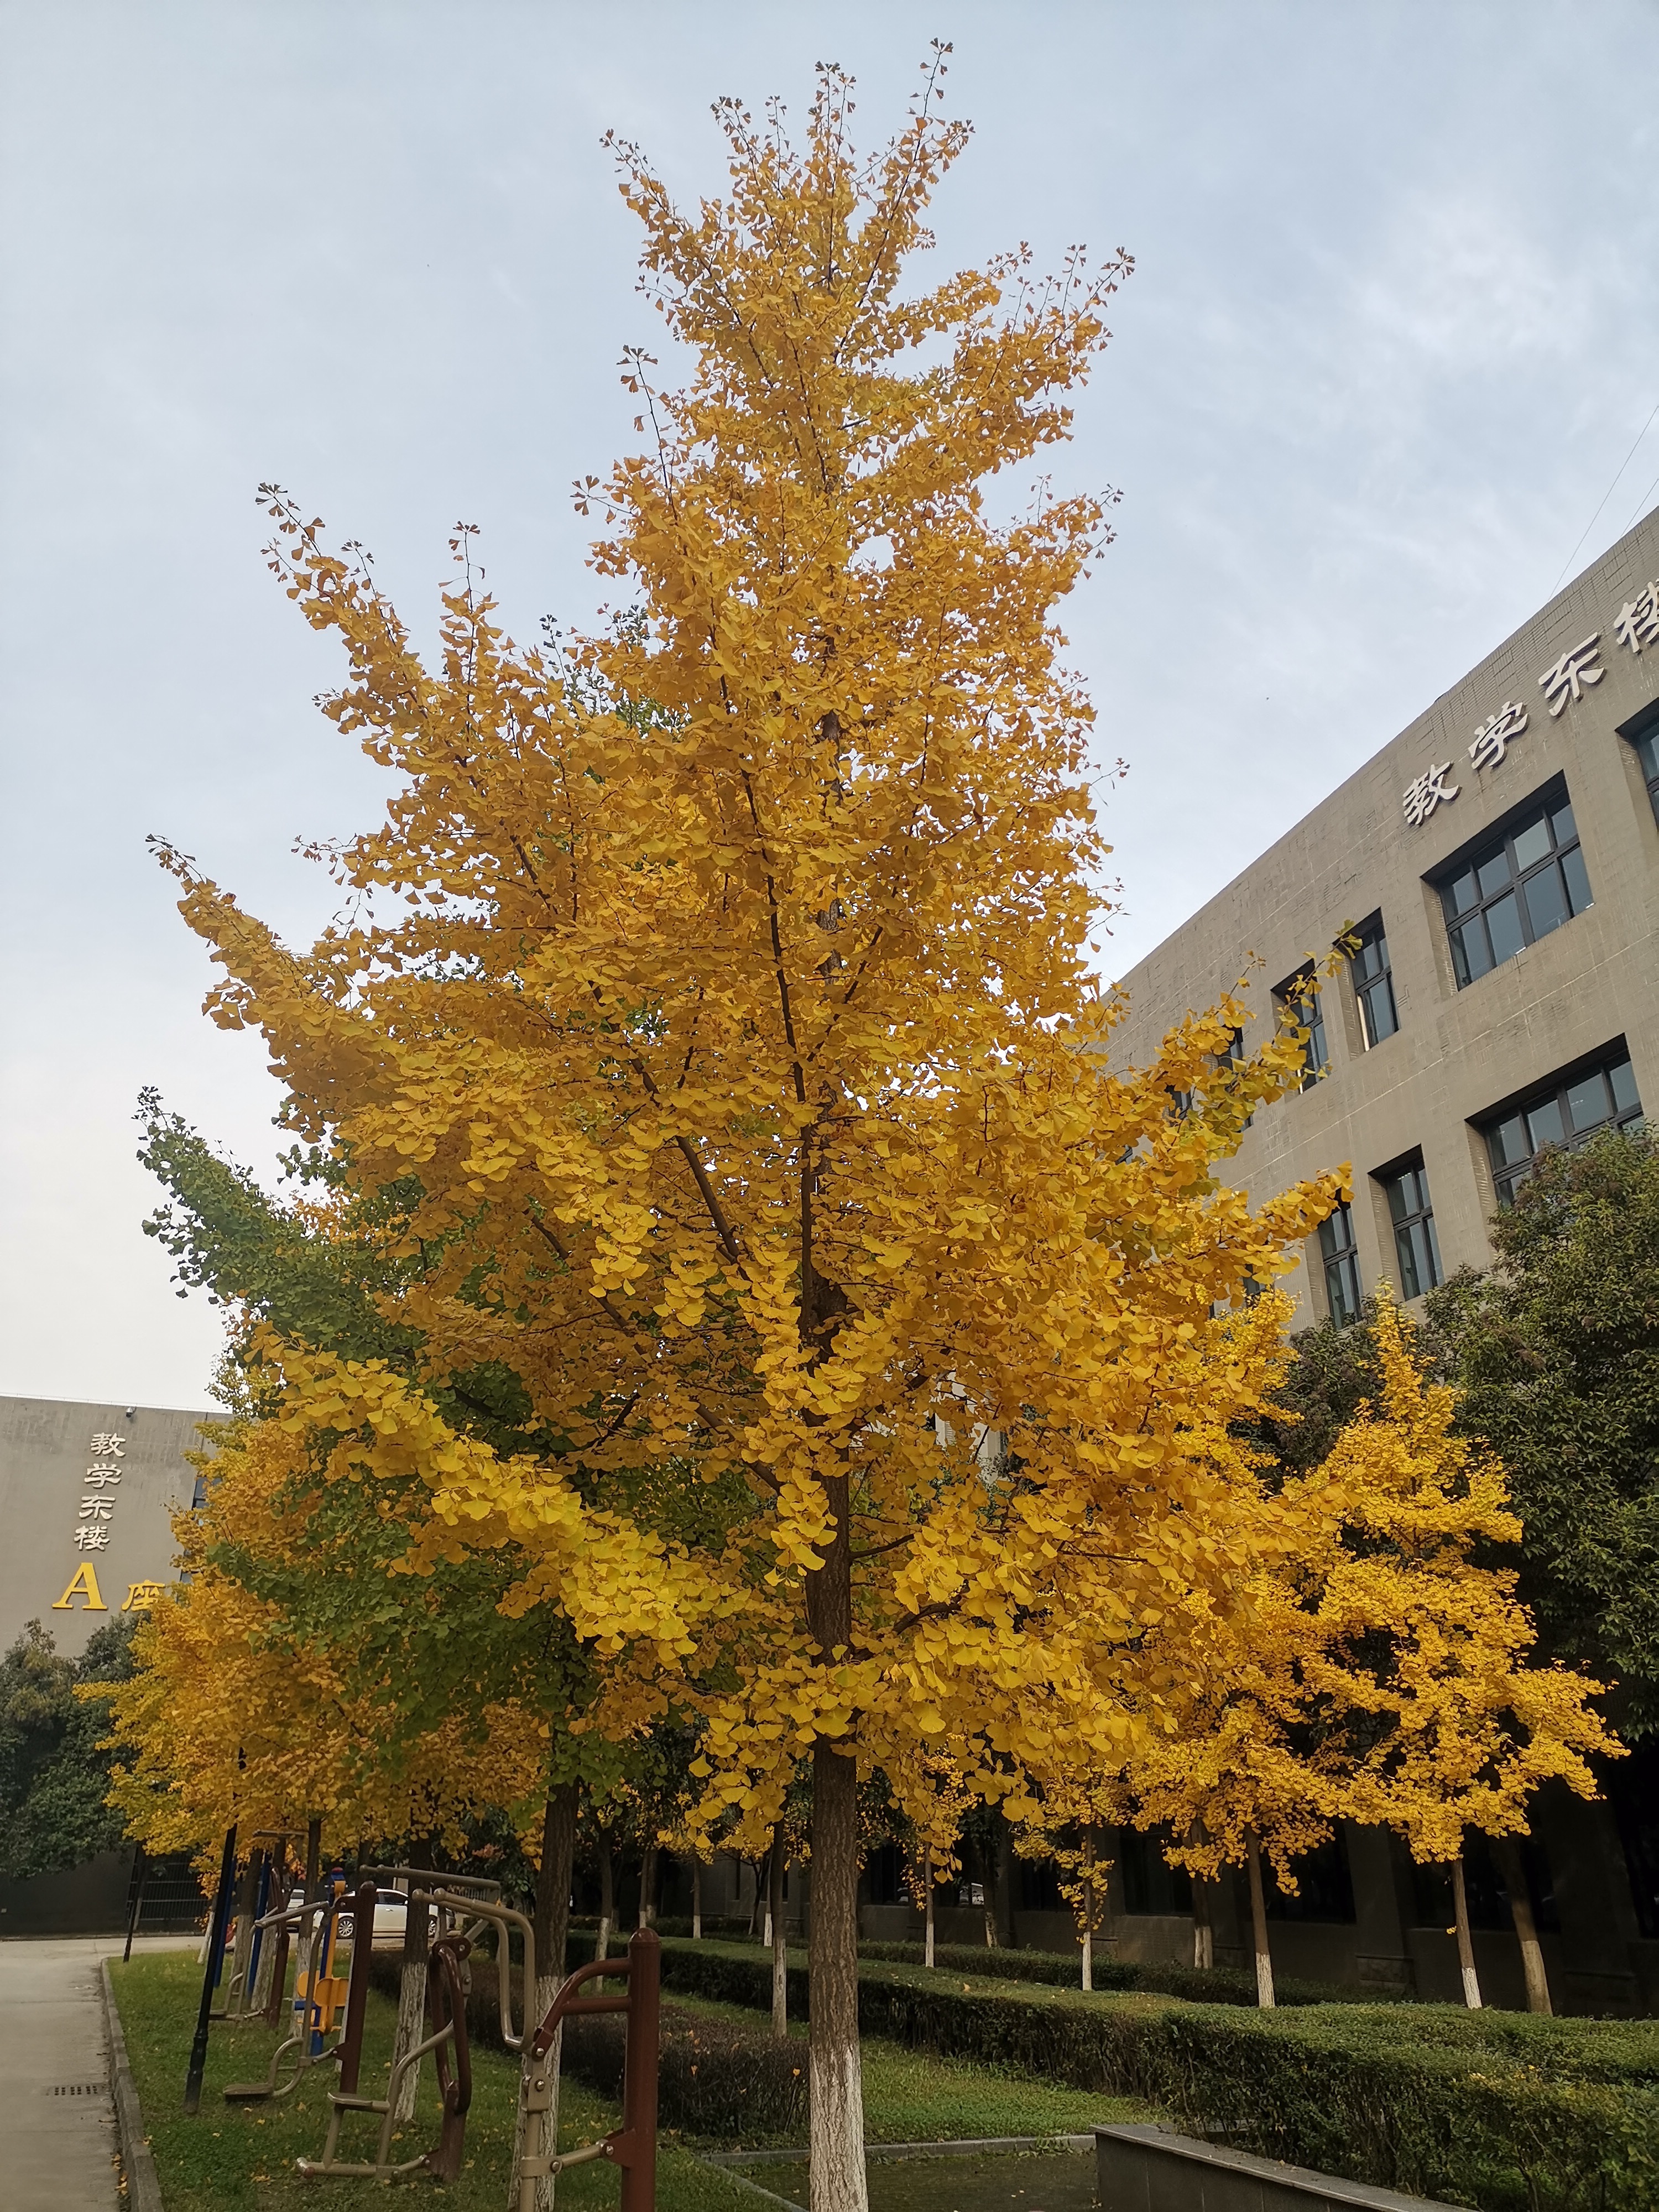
left=653, top=1941, right=1659, bottom=2211
left=856, top=1939, right=1392, bottom=2009
left=363, top=1947, right=805, bottom=2143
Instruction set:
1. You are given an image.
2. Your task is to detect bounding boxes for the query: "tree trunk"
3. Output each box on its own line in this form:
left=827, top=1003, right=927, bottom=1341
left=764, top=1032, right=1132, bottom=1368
left=639, top=1843, right=659, bottom=1932
left=249, top=1880, right=276, bottom=2012
left=1493, top=1835, right=1551, bottom=2016
left=596, top=1846, right=613, bottom=1961
left=1451, top=1853, right=1483, bottom=2008
left=922, top=1844, right=935, bottom=1969
left=513, top=1782, right=578, bottom=2212
left=808, top=1736, right=868, bottom=2212
left=1187, top=1821, right=1214, bottom=1969
left=1191, top=1875, right=1214, bottom=1970
left=392, top=1837, right=432, bottom=2125
left=770, top=1841, right=789, bottom=2038
left=228, top=1852, right=259, bottom=2010
left=692, top=1861, right=702, bottom=1940
left=1245, top=1831, right=1275, bottom=2008
left=1079, top=1832, right=1094, bottom=1994
left=800, top=1219, right=866, bottom=2212
left=972, top=1828, right=997, bottom=1949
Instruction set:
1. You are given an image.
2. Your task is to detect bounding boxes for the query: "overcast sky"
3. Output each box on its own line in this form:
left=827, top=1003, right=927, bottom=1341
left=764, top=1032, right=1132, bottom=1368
left=4, top=0, right=1657, bottom=1410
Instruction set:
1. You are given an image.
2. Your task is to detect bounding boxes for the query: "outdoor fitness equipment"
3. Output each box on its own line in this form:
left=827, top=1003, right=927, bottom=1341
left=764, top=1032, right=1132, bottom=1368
left=512, top=1927, right=660, bottom=2212
left=296, top=1882, right=536, bottom=2182
left=221, top=1865, right=506, bottom=2108
left=294, top=1886, right=661, bottom=2205
left=221, top=1876, right=356, bottom=2103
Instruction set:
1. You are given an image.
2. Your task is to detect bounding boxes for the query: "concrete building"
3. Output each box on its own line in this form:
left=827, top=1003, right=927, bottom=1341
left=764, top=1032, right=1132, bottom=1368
left=0, top=1394, right=210, bottom=1658
left=1077, top=508, right=1659, bottom=2012
left=0, top=1394, right=210, bottom=1934
left=1105, top=508, right=1659, bottom=1329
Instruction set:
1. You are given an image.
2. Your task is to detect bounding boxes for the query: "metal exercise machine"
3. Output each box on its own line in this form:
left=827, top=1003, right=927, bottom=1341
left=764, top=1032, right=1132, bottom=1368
left=294, top=1885, right=661, bottom=2205
left=222, top=1875, right=357, bottom=2102
left=296, top=1881, right=535, bottom=2182
left=513, top=1927, right=660, bottom=2212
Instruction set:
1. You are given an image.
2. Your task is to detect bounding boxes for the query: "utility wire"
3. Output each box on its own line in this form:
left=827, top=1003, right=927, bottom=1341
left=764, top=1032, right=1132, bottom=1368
left=1620, top=463, right=1659, bottom=544
left=1552, top=395, right=1659, bottom=594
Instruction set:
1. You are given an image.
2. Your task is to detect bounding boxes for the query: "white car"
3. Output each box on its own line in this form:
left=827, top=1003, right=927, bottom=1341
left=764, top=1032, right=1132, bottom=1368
left=296, top=1887, right=416, bottom=1950
left=354, top=1891, right=413, bottom=1949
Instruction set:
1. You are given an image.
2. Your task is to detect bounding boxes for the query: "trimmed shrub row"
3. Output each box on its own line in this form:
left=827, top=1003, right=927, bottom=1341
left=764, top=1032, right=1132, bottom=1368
left=653, top=1941, right=1659, bottom=2212
left=857, top=1938, right=1394, bottom=2009
left=363, top=1946, right=806, bottom=2143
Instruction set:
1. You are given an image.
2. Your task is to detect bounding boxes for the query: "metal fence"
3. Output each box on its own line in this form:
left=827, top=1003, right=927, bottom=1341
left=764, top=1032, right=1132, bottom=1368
left=123, top=1849, right=209, bottom=1943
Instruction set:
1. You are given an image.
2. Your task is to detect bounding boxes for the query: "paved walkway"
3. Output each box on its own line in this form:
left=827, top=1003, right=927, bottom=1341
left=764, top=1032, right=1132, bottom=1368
left=0, top=1936, right=190, bottom=2211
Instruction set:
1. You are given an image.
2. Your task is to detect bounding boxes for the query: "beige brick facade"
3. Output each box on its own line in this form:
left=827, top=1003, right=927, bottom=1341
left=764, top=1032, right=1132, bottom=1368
left=1106, top=507, right=1659, bottom=1327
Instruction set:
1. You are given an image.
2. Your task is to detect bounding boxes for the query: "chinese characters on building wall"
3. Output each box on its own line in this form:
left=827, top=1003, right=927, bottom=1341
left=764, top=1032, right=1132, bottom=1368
left=50, top=1425, right=164, bottom=1615
left=1400, top=572, right=1658, bottom=826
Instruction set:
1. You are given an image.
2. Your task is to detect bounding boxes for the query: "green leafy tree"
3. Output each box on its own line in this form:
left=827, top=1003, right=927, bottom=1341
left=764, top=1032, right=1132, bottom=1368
left=0, top=1618, right=137, bottom=1879
left=1426, top=1128, right=1659, bottom=1742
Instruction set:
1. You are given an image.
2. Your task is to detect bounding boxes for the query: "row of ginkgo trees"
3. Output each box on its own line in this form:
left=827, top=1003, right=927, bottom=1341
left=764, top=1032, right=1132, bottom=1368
left=105, top=56, right=1613, bottom=2212
left=1020, top=1291, right=1610, bottom=2016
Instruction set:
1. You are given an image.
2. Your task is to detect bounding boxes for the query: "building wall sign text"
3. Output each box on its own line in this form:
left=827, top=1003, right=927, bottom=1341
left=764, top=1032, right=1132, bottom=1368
left=1401, top=573, right=1658, bottom=826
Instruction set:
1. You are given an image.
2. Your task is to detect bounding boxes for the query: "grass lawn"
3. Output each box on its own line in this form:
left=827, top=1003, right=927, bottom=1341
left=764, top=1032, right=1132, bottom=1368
left=663, top=1988, right=1143, bottom=2143
left=110, top=1951, right=748, bottom=2212
left=110, top=1953, right=1148, bottom=2209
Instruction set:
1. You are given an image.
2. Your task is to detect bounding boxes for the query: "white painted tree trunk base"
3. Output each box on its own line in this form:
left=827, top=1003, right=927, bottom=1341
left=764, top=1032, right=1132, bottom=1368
left=510, top=1978, right=564, bottom=2212
left=809, top=2040, right=869, bottom=2212
left=392, top=1958, right=428, bottom=2123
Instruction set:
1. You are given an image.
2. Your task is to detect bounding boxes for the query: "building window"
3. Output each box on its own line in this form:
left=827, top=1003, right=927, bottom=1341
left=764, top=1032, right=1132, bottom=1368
left=1277, top=969, right=1327, bottom=1090
left=1483, top=1051, right=1643, bottom=1208
left=1119, top=1827, right=1192, bottom=1916
left=1318, top=1201, right=1361, bottom=1324
left=1349, top=916, right=1397, bottom=1048
left=1381, top=1160, right=1442, bottom=1298
left=1630, top=722, right=1659, bottom=828
left=1439, top=786, right=1592, bottom=988
left=1214, top=1026, right=1253, bottom=1129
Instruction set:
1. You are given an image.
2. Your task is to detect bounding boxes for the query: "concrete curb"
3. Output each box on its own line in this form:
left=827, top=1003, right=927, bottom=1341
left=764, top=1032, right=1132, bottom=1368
left=698, top=2132, right=1100, bottom=2212
left=705, top=2135, right=1098, bottom=2164
left=101, top=1959, right=166, bottom=2212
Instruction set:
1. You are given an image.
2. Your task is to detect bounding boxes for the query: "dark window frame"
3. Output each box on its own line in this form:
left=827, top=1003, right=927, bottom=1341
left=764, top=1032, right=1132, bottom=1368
left=1317, top=1199, right=1362, bottom=1326
left=1118, top=1827, right=1193, bottom=1916
left=1377, top=1155, right=1442, bottom=1298
left=1264, top=1831, right=1358, bottom=1925
left=1348, top=914, right=1399, bottom=1050
left=1433, top=776, right=1592, bottom=989
left=1276, top=966, right=1328, bottom=1091
left=1621, top=701, right=1659, bottom=828
left=1479, top=1044, right=1643, bottom=1209
left=1214, top=1025, right=1254, bottom=1129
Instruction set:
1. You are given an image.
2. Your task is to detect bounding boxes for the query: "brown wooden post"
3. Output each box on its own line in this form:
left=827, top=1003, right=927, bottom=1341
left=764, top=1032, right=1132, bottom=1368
left=426, top=1937, right=474, bottom=2184
left=335, top=1881, right=377, bottom=2096
left=618, top=1927, right=660, bottom=2212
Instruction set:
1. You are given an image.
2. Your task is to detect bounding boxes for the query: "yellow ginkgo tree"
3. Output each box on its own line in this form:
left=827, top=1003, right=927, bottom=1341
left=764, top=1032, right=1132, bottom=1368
left=1134, top=1293, right=1615, bottom=2011
left=148, top=55, right=1348, bottom=2212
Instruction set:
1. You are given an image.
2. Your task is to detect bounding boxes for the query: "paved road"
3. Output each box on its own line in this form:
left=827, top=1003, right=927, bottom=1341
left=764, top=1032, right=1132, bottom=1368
left=0, top=1936, right=190, bottom=2211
